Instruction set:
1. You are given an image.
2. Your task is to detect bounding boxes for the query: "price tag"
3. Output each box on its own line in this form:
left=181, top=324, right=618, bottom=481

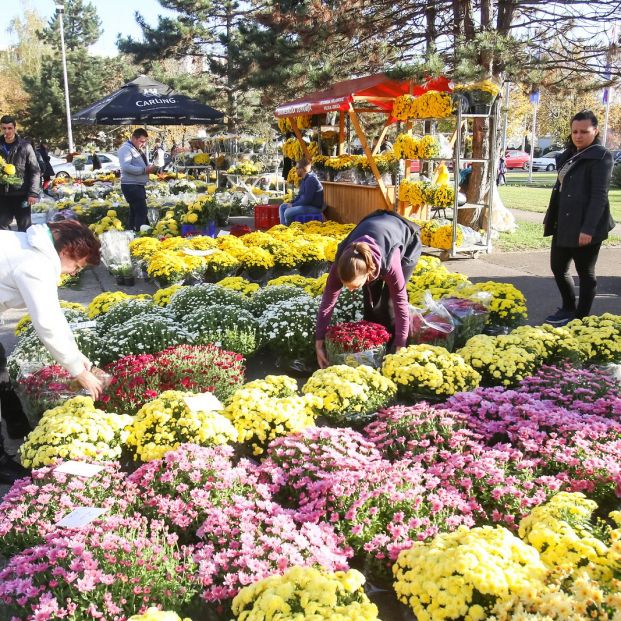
left=69, top=320, right=97, bottom=331
left=56, top=507, right=108, bottom=528
left=183, top=392, right=223, bottom=413
left=217, top=230, right=231, bottom=237
left=55, top=461, right=105, bottom=478
left=182, top=248, right=219, bottom=257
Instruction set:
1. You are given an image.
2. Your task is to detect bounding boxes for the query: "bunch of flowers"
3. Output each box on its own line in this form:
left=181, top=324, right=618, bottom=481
left=96, top=297, right=157, bottom=334
left=102, top=313, right=190, bottom=364
left=0, top=462, right=134, bottom=557
left=167, top=283, right=246, bottom=321
left=0, top=155, right=22, bottom=185
left=398, top=178, right=428, bottom=208
left=247, top=284, right=308, bottom=316
left=128, top=444, right=268, bottom=543
left=146, top=249, right=194, bottom=286
left=281, top=137, right=306, bottom=161
left=128, top=609, right=191, bottom=621
left=87, top=290, right=134, bottom=318
left=193, top=152, right=210, bottom=165
left=0, top=515, right=198, bottom=619
left=324, top=154, right=358, bottom=171
left=184, top=305, right=260, bottom=355
left=240, top=246, right=276, bottom=272
left=518, top=492, right=612, bottom=575
left=277, top=114, right=312, bottom=133
left=100, top=344, right=245, bottom=414
left=431, top=222, right=461, bottom=249
left=88, top=210, right=124, bottom=235
left=14, top=301, right=88, bottom=336
left=567, top=314, right=621, bottom=363
left=393, top=525, right=546, bottom=620
left=394, top=134, right=441, bottom=160
left=194, top=496, right=350, bottom=602
left=222, top=375, right=317, bottom=456
left=126, top=390, right=237, bottom=462
left=152, top=210, right=181, bottom=237
left=266, top=274, right=319, bottom=296
left=153, top=284, right=185, bottom=307
left=440, top=296, right=490, bottom=347
left=297, top=458, right=475, bottom=581
left=217, top=275, right=260, bottom=296
left=231, top=567, right=379, bottom=621
left=458, top=281, right=528, bottom=327
left=407, top=267, right=470, bottom=306
left=18, top=396, right=132, bottom=468
left=259, top=426, right=382, bottom=507
left=302, top=364, right=397, bottom=425
left=327, top=287, right=365, bottom=324
left=382, top=344, right=481, bottom=400
left=227, top=161, right=263, bottom=175
left=517, top=363, right=621, bottom=417
left=287, top=167, right=301, bottom=186
left=454, top=79, right=501, bottom=103
left=325, top=320, right=391, bottom=367
left=392, top=91, right=454, bottom=120
left=258, top=295, right=320, bottom=362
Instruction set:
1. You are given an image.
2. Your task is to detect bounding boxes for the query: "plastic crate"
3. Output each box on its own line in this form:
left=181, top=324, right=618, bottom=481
left=291, top=211, right=324, bottom=224
left=254, top=204, right=280, bottom=230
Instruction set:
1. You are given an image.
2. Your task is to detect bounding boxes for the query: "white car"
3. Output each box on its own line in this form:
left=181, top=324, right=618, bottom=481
left=52, top=152, right=120, bottom=179
left=531, top=151, right=561, bottom=172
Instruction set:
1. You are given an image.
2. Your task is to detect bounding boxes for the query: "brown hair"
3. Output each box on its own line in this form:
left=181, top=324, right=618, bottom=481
left=296, top=157, right=311, bottom=169
left=48, top=220, right=101, bottom=266
left=337, top=242, right=376, bottom=283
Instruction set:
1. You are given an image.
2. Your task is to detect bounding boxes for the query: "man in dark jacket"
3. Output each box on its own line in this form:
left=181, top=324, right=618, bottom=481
left=279, top=158, right=324, bottom=225
left=0, top=115, right=40, bottom=231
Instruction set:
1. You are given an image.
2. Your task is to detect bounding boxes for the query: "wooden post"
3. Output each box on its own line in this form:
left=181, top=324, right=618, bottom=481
left=338, top=111, right=345, bottom=155
left=289, top=116, right=311, bottom=161
left=372, top=117, right=391, bottom=155
left=348, top=106, right=392, bottom=210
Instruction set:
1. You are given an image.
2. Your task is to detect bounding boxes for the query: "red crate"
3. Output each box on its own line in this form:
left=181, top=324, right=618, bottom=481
left=254, top=204, right=280, bottom=230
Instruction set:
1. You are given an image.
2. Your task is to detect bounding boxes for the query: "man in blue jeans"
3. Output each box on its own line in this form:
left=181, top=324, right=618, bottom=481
left=279, top=158, right=324, bottom=225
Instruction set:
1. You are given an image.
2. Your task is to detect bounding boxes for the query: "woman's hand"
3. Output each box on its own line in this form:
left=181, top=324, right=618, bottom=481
left=74, top=370, right=103, bottom=400
left=315, top=339, right=329, bottom=369
left=578, top=232, right=592, bottom=247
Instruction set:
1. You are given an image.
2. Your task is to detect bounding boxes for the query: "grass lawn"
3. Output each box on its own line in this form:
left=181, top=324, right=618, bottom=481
left=495, top=221, right=621, bottom=252
left=499, top=172, right=621, bottom=222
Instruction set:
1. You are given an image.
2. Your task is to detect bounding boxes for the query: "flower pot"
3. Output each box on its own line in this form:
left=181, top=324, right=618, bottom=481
left=470, top=103, right=492, bottom=115
left=206, top=220, right=217, bottom=238
left=115, top=275, right=125, bottom=286
left=123, top=276, right=135, bottom=287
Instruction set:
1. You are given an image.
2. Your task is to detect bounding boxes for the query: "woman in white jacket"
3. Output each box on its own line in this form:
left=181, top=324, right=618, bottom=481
left=0, top=220, right=103, bottom=482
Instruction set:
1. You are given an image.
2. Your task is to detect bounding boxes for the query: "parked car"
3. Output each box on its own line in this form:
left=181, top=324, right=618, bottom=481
left=52, top=152, right=120, bottom=179
left=504, top=149, right=531, bottom=170
left=531, top=150, right=562, bottom=172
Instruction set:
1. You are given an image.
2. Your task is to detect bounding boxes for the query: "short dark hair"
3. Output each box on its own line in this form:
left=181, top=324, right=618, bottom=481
left=0, top=115, right=16, bottom=127
left=571, top=110, right=598, bottom=127
left=48, top=220, right=101, bottom=266
left=296, top=157, right=311, bottom=169
left=132, top=128, right=148, bottom=139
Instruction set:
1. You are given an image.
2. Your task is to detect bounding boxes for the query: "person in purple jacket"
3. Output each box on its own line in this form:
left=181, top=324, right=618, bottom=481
left=279, top=158, right=324, bottom=225
left=315, top=210, right=421, bottom=368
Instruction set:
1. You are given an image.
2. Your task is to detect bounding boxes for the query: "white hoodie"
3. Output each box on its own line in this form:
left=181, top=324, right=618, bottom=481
left=0, top=224, right=86, bottom=376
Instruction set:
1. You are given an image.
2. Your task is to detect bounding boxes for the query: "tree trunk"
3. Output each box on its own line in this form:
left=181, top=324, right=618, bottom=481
left=459, top=117, right=490, bottom=228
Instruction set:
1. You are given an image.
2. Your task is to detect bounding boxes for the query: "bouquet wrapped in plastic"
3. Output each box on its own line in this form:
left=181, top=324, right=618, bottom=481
left=408, top=293, right=455, bottom=350
left=440, top=295, right=490, bottom=347
left=325, top=321, right=391, bottom=368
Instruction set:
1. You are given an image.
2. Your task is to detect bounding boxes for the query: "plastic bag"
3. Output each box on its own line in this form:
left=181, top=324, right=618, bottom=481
left=327, top=345, right=386, bottom=369
left=440, top=296, right=490, bottom=347
left=408, top=292, right=455, bottom=350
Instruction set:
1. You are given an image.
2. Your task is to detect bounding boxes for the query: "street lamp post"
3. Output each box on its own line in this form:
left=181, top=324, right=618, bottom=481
left=55, top=1, right=74, bottom=153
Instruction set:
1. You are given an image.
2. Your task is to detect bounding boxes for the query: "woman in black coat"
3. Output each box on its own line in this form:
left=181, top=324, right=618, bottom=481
left=543, top=110, right=615, bottom=325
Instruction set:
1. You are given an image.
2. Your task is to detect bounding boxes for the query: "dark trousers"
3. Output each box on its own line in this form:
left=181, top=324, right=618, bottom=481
left=0, top=195, right=32, bottom=231
left=550, top=241, right=601, bottom=318
left=0, top=343, right=31, bottom=446
left=363, top=259, right=417, bottom=337
left=121, top=184, right=147, bottom=231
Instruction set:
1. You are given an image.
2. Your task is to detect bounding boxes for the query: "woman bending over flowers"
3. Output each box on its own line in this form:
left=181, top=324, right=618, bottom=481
left=315, top=210, right=421, bottom=368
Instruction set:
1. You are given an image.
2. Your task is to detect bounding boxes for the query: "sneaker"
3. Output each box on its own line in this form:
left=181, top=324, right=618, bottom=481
left=0, top=453, right=30, bottom=485
left=544, top=308, right=575, bottom=326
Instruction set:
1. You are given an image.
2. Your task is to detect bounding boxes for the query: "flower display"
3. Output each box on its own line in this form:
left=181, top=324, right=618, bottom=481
left=0, top=462, right=134, bottom=557
left=407, top=266, right=470, bottom=307
left=393, top=133, right=440, bottom=160
left=286, top=166, right=301, bottom=187
left=168, top=282, right=246, bottom=321
left=382, top=344, right=481, bottom=400
left=566, top=313, right=621, bottom=363
left=302, top=365, right=397, bottom=425
left=96, top=297, right=158, bottom=334
left=126, top=390, right=238, bottom=462
left=458, top=281, right=528, bottom=327
left=184, top=305, right=260, bottom=355
left=153, top=283, right=185, bottom=307
left=222, top=375, right=317, bottom=455
left=231, top=566, right=380, bottom=621
left=18, top=396, right=133, bottom=468
left=218, top=275, right=260, bottom=296
left=0, top=516, right=198, bottom=619
left=399, top=179, right=454, bottom=209
left=392, top=91, right=454, bottom=120
left=128, top=443, right=268, bottom=543
left=87, top=290, right=135, bottom=318
left=393, top=525, right=546, bottom=620
left=247, top=284, right=308, bottom=316
left=14, top=301, right=88, bottom=336
left=100, top=344, right=245, bottom=414
left=325, top=320, right=391, bottom=367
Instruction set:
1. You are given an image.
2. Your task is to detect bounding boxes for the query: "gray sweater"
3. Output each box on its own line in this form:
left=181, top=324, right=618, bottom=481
left=118, top=141, right=149, bottom=185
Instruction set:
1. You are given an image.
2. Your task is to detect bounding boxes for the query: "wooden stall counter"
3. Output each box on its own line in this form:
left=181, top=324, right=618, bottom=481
left=322, top=181, right=396, bottom=224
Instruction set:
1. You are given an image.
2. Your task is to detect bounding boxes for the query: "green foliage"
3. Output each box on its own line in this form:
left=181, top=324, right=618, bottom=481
left=611, top=164, right=621, bottom=190
left=39, top=0, right=102, bottom=51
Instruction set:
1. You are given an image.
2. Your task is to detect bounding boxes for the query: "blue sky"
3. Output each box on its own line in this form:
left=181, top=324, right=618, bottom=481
left=0, top=0, right=177, bottom=56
